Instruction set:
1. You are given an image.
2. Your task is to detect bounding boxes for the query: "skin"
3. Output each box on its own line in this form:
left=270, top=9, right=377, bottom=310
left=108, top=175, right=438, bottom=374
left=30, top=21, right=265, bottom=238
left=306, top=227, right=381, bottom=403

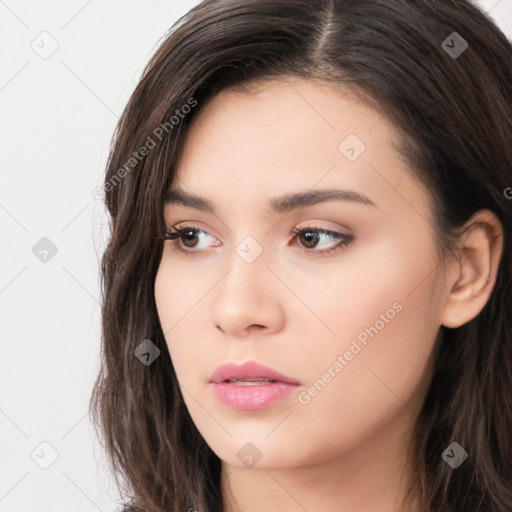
left=154, top=78, right=503, bottom=512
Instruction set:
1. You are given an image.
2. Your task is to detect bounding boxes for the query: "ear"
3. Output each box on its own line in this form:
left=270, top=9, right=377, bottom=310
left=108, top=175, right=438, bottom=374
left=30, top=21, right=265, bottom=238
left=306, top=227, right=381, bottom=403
left=440, top=209, right=503, bottom=328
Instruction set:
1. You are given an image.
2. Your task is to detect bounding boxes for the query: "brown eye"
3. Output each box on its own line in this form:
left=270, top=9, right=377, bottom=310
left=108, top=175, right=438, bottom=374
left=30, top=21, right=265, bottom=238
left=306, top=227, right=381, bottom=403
left=298, top=230, right=321, bottom=249
left=161, top=225, right=219, bottom=254
left=291, top=227, right=354, bottom=255
left=180, top=228, right=201, bottom=248
left=161, top=224, right=353, bottom=256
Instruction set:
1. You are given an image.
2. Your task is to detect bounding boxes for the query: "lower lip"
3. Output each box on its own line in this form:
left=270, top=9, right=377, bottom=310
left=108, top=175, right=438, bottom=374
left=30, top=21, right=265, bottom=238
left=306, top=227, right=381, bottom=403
left=211, top=381, right=298, bottom=410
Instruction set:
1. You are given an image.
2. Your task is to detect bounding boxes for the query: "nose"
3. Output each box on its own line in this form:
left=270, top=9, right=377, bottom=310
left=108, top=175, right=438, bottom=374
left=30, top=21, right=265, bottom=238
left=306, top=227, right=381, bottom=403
left=210, top=253, right=285, bottom=338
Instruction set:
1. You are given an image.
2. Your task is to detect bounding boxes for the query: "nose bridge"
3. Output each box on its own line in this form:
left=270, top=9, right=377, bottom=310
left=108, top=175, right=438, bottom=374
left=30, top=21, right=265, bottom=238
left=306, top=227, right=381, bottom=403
left=224, top=233, right=269, bottom=297
left=234, top=232, right=266, bottom=267
left=210, top=231, right=283, bottom=334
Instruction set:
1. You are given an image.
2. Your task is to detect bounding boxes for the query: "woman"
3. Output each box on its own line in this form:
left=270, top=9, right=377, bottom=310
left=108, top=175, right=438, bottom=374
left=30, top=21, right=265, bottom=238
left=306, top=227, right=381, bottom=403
left=90, top=1, right=512, bottom=511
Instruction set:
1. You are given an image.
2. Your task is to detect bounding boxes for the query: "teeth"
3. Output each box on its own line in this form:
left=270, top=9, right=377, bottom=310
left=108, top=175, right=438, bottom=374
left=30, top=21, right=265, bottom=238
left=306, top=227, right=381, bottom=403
left=228, top=378, right=275, bottom=386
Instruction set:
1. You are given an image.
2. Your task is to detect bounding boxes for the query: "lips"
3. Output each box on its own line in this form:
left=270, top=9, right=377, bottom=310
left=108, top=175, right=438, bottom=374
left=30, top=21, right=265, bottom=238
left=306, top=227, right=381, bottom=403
left=209, top=361, right=301, bottom=411
left=209, top=361, right=301, bottom=385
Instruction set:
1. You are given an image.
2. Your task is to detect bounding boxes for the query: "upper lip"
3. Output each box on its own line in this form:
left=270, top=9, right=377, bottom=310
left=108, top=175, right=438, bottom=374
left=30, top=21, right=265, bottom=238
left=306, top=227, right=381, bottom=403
left=209, top=361, right=301, bottom=385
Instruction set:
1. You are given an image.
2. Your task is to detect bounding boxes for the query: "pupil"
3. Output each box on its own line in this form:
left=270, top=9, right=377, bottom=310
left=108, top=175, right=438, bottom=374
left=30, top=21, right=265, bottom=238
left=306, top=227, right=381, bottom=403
left=183, top=230, right=197, bottom=247
left=302, top=231, right=318, bottom=248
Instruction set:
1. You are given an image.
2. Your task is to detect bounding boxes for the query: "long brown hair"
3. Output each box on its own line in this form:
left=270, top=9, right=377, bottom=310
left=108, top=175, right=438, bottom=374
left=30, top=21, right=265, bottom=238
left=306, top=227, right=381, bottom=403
left=90, top=1, right=512, bottom=510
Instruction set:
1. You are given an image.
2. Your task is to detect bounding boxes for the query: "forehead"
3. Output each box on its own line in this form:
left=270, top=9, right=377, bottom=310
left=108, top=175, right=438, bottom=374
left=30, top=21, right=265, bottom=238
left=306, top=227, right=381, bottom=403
left=170, top=78, right=428, bottom=219
left=177, top=78, right=387, bottom=165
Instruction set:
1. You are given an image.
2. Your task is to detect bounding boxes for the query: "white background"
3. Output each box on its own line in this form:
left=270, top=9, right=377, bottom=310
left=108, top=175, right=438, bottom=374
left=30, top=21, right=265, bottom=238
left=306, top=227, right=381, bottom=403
left=0, top=1, right=510, bottom=511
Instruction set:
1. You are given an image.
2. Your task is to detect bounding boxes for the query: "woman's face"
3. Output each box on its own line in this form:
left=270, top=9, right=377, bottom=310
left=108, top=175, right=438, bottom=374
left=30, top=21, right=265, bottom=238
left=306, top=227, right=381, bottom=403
left=154, top=78, right=445, bottom=470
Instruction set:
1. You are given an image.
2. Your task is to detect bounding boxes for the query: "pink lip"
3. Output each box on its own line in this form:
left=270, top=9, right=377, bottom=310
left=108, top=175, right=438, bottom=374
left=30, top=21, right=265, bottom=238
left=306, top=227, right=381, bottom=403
left=209, top=361, right=301, bottom=411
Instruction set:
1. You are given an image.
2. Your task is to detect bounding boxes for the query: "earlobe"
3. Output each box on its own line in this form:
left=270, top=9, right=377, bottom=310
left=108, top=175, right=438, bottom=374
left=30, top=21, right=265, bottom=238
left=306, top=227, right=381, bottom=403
left=440, top=210, right=503, bottom=329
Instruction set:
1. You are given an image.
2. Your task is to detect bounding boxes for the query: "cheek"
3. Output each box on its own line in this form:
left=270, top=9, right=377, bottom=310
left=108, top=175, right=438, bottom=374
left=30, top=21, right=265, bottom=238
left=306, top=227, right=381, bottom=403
left=291, top=232, right=439, bottom=436
left=280, top=231, right=436, bottom=350
left=154, top=258, right=215, bottom=383
left=154, top=253, right=213, bottom=334
left=155, top=261, right=191, bottom=368
left=292, top=297, right=437, bottom=459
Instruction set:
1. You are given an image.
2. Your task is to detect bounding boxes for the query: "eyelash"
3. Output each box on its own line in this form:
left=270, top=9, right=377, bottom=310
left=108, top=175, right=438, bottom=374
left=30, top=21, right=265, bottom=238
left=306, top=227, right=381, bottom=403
left=159, top=224, right=354, bottom=256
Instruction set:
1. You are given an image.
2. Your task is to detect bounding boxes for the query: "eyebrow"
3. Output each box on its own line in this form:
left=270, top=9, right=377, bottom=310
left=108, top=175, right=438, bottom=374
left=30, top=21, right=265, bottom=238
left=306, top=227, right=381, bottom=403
left=164, top=187, right=376, bottom=214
